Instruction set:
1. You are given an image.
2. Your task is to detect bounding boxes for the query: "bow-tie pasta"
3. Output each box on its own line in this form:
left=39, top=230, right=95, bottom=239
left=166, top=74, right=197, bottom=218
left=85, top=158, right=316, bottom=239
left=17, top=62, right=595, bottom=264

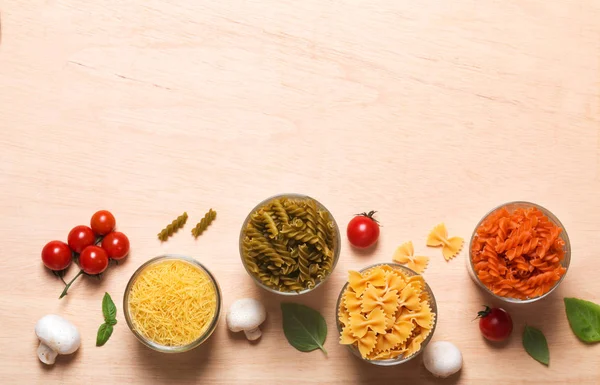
left=427, top=223, right=464, bottom=261
left=338, top=265, right=436, bottom=361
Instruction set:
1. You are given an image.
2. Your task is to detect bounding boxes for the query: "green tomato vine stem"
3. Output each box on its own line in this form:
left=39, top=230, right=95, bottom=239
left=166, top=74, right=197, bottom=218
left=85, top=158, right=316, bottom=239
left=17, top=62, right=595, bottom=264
left=59, top=269, right=84, bottom=299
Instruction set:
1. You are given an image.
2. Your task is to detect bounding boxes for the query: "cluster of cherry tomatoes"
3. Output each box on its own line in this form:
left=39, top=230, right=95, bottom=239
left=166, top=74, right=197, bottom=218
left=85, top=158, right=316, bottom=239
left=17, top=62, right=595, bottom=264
left=41, top=210, right=130, bottom=275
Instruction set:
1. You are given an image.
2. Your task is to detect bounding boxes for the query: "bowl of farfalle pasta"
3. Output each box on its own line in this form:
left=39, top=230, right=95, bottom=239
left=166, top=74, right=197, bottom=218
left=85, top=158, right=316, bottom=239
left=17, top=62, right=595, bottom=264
left=468, top=201, right=571, bottom=304
left=336, top=263, right=437, bottom=366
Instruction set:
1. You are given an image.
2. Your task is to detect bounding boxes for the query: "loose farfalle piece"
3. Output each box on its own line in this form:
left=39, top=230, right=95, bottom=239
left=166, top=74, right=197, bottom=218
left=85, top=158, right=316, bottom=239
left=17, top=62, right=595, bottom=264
left=426, top=223, right=464, bottom=261
left=392, top=241, right=430, bottom=274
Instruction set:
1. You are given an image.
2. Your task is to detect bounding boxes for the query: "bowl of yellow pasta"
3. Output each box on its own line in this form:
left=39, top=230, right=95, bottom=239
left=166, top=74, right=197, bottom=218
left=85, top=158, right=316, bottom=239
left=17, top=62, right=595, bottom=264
left=336, top=263, right=437, bottom=366
left=239, top=193, right=341, bottom=295
left=123, top=255, right=222, bottom=353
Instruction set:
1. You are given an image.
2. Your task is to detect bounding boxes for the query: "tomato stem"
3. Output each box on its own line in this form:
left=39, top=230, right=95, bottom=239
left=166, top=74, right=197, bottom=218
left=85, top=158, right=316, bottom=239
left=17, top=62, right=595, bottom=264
left=59, top=269, right=84, bottom=299
left=354, top=210, right=380, bottom=224
left=52, top=269, right=68, bottom=286
left=94, top=235, right=105, bottom=246
left=475, top=305, right=492, bottom=320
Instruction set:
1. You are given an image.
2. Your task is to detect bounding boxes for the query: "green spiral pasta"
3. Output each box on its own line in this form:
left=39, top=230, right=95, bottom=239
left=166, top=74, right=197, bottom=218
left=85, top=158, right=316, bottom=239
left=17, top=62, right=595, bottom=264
left=296, top=244, right=309, bottom=279
left=262, top=212, right=279, bottom=238
left=191, top=209, right=217, bottom=238
left=157, top=212, right=188, bottom=241
left=272, top=200, right=289, bottom=225
left=284, top=201, right=308, bottom=218
left=241, top=196, right=337, bottom=293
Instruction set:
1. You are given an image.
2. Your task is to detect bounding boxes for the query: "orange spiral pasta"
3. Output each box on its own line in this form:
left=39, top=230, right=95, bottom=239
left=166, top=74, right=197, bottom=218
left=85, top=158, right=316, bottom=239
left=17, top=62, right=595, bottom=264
left=471, top=206, right=566, bottom=300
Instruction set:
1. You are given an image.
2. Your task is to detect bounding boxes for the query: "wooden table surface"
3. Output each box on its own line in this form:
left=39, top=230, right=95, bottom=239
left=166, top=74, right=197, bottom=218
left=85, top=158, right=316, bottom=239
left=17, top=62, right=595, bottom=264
left=2, top=0, right=600, bottom=384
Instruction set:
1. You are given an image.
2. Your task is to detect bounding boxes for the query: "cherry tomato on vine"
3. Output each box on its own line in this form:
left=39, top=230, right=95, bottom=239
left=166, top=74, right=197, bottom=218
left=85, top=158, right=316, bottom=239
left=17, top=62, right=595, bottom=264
left=476, top=306, right=513, bottom=341
left=67, top=225, right=96, bottom=254
left=90, top=210, right=116, bottom=236
left=41, top=240, right=73, bottom=271
left=102, top=231, right=130, bottom=260
left=79, top=246, right=109, bottom=275
left=347, top=211, right=380, bottom=248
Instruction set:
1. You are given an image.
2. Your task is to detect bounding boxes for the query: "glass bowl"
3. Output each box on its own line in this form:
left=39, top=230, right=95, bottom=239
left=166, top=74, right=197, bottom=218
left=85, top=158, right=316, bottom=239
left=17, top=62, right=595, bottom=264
left=335, top=263, right=438, bottom=366
left=239, top=193, right=341, bottom=295
left=467, top=201, right=571, bottom=304
left=123, top=255, right=222, bottom=353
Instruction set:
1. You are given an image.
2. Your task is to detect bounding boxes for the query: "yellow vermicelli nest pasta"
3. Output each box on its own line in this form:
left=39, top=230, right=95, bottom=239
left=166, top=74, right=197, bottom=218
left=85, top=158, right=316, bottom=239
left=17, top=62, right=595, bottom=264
left=128, top=259, right=218, bottom=346
left=338, top=265, right=436, bottom=361
left=241, top=196, right=337, bottom=292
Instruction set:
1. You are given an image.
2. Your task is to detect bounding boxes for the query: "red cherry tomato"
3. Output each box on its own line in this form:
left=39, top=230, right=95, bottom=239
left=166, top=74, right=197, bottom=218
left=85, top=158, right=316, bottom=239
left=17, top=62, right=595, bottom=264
left=347, top=211, right=380, bottom=248
left=477, top=306, right=513, bottom=341
left=79, top=246, right=109, bottom=275
left=102, top=231, right=130, bottom=260
left=41, top=240, right=73, bottom=271
left=67, top=225, right=96, bottom=253
left=90, top=210, right=116, bottom=236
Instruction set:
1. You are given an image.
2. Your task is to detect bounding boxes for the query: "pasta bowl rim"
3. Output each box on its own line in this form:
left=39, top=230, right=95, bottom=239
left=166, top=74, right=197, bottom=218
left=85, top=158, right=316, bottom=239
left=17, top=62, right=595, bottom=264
left=335, top=262, right=438, bottom=366
left=468, top=201, right=571, bottom=304
left=123, top=254, right=222, bottom=353
left=238, top=193, right=341, bottom=296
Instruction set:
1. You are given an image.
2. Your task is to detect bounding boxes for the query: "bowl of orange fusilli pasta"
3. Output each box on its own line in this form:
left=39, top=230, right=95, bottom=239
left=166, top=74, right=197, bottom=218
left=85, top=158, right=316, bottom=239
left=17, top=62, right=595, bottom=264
left=239, top=193, right=341, bottom=295
left=336, top=263, right=438, bottom=366
left=468, top=201, right=571, bottom=304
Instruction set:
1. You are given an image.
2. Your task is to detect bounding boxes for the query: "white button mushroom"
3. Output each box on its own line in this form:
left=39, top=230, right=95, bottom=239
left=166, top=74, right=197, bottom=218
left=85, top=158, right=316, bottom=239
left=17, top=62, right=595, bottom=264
left=423, top=341, right=463, bottom=378
left=35, top=314, right=81, bottom=365
left=226, top=298, right=266, bottom=341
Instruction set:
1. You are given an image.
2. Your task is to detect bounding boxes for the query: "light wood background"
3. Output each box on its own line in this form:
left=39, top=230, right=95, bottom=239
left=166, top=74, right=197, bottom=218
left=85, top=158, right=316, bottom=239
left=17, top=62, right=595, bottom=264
left=1, top=0, right=599, bottom=384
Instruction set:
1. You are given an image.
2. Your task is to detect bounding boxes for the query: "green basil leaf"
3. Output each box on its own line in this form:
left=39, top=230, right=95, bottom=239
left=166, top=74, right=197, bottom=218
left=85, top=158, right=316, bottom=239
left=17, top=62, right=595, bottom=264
left=102, top=292, right=117, bottom=323
left=564, top=297, right=600, bottom=343
left=522, top=325, right=549, bottom=366
left=281, top=303, right=327, bottom=354
left=96, top=323, right=114, bottom=347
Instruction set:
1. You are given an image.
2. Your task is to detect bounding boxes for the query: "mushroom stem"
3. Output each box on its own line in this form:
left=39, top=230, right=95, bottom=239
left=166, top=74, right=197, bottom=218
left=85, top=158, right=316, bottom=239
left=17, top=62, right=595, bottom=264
left=243, top=327, right=262, bottom=341
left=37, top=342, right=58, bottom=365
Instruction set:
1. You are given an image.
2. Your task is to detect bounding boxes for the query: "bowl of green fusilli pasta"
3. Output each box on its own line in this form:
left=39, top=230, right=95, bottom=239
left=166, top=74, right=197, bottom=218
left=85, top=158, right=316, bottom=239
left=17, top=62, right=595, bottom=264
left=239, top=194, right=341, bottom=295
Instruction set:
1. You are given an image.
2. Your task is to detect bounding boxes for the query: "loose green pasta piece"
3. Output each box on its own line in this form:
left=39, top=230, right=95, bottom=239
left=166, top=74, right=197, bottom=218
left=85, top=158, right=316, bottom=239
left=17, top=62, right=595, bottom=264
left=191, top=209, right=217, bottom=238
left=157, top=212, right=188, bottom=241
left=241, top=196, right=337, bottom=293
